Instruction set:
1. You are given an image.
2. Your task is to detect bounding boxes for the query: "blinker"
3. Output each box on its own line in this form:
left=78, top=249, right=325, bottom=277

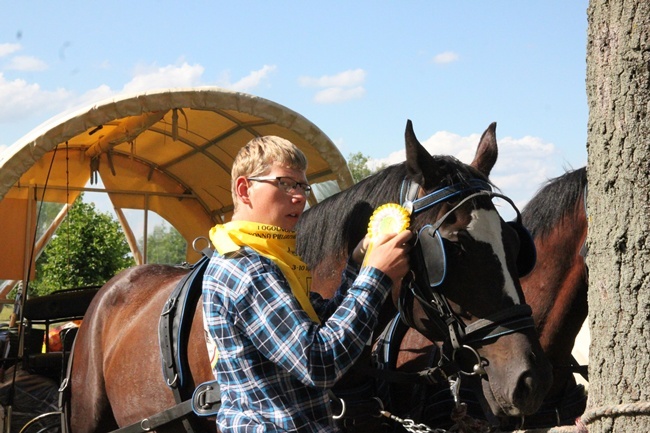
left=507, top=221, right=537, bottom=277
left=417, top=225, right=447, bottom=287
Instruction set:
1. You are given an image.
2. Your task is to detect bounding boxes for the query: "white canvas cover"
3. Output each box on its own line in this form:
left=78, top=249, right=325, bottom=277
left=0, top=87, right=353, bottom=286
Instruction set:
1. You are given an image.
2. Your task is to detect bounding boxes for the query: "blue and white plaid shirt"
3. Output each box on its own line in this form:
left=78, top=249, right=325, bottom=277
left=202, top=246, right=392, bottom=433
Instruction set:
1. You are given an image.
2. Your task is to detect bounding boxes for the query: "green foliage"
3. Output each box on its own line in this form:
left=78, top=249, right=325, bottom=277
left=29, top=196, right=135, bottom=297
left=141, top=222, right=187, bottom=265
left=348, top=152, right=372, bottom=183
left=347, top=152, right=386, bottom=183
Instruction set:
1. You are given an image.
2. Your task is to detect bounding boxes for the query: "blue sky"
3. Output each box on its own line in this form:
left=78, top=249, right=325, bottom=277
left=0, top=1, right=589, bottom=208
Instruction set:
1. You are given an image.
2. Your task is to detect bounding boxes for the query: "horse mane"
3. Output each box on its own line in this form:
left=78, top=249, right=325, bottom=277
left=297, top=155, right=488, bottom=268
left=521, top=167, right=587, bottom=238
left=297, top=163, right=406, bottom=267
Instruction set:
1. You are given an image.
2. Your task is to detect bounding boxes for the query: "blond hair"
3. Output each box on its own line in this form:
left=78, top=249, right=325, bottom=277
left=231, top=136, right=308, bottom=209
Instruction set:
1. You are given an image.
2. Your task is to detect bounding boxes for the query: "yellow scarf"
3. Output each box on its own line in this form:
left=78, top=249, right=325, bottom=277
left=209, top=221, right=320, bottom=323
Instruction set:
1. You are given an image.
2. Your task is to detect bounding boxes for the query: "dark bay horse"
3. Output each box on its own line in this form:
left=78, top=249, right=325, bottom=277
left=382, top=167, right=588, bottom=430
left=296, top=120, right=552, bottom=428
left=68, top=120, right=552, bottom=432
left=516, top=166, right=588, bottom=428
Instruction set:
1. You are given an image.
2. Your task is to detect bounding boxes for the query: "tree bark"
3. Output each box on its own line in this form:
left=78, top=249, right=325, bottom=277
left=586, top=0, right=650, bottom=432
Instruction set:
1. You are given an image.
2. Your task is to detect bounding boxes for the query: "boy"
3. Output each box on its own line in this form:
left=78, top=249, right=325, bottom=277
left=202, top=135, right=411, bottom=432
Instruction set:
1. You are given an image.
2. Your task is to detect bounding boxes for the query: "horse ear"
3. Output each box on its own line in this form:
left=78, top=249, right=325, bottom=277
left=405, top=119, right=437, bottom=185
left=470, top=122, right=498, bottom=177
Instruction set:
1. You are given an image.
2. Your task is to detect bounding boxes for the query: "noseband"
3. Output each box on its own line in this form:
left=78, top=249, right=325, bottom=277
left=398, top=178, right=537, bottom=374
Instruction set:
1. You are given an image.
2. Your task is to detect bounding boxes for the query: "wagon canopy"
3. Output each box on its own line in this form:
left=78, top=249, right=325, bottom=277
left=0, top=87, right=353, bottom=285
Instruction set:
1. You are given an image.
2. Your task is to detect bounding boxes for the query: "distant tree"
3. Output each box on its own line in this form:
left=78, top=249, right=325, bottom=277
left=141, top=222, right=187, bottom=265
left=29, top=195, right=135, bottom=297
left=348, top=152, right=385, bottom=183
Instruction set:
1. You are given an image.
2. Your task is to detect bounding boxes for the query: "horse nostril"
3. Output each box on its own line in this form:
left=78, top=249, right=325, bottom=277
left=512, top=372, right=546, bottom=415
left=513, top=373, right=533, bottom=401
left=521, top=374, right=535, bottom=394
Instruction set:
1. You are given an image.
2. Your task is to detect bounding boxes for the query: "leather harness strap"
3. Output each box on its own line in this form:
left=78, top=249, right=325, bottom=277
left=108, top=383, right=221, bottom=433
left=159, top=254, right=211, bottom=396
left=113, top=400, right=194, bottom=433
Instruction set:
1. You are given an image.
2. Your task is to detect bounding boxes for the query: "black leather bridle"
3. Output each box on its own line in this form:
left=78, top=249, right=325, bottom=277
left=397, top=177, right=537, bottom=375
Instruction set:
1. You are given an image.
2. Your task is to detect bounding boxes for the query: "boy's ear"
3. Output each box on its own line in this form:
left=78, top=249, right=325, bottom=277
left=235, top=177, right=252, bottom=205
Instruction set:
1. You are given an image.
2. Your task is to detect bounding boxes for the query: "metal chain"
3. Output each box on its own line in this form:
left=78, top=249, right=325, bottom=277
left=380, top=411, right=447, bottom=433
left=376, top=375, right=459, bottom=433
left=378, top=374, right=494, bottom=433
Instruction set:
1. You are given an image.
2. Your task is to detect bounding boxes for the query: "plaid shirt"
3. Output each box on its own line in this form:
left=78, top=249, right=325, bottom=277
left=202, top=246, right=392, bottom=433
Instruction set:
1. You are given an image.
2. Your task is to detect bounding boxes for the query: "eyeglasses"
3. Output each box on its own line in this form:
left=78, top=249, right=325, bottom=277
left=247, top=176, right=312, bottom=197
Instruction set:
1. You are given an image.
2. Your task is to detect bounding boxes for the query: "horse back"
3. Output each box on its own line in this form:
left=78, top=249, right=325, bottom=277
left=70, top=264, right=214, bottom=432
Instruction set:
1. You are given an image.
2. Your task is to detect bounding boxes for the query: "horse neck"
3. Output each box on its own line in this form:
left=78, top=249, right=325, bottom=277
left=521, top=214, right=588, bottom=395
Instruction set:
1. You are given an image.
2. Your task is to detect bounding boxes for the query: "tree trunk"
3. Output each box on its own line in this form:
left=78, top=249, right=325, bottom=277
left=586, top=0, right=650, bottom=432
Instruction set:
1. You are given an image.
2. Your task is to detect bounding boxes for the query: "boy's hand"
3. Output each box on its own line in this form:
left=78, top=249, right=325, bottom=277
left=364, top=230, right=413, bottom=285
left=352, top=236, right=371, bottom=265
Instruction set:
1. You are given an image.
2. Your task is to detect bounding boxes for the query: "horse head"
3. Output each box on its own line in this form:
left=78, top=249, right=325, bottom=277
left=397, top=120, right=552, bottom=418
left=297, top=120, right=552, bottom=424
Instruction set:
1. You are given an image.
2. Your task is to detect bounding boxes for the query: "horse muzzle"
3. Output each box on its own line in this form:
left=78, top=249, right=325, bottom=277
left=480, top=330, right=553, bottom=417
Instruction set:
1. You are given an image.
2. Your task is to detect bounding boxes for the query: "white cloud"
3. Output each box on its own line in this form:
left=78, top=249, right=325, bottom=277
left=488, top=135, right=560, bottom=206
left=299, top=69, right=367, bottom=104
left=74, top=63, right=277, bottom=110
left=0, top=43, right=21, bottom=57
left=56, top=62, right=213, bottom=123
left=229, top=65, right=277, bottom=91
left=122, top=62, right=205, bottom=93
left=0, top=61, right=279, bottom=131
left=6, top=55, right=48, bottom=72
left=433, top=51, right=460, bottom=64
left=0, top=73, right=71, bottom=123
left=299, top=69, right=366, bottom=88
left=368, top=128, right=562, bottom=207
left=1, top=62, right=200, bottom=124
left=76, top=84, right=115, bottom=107
left=314, top=86, right=365, bottom=104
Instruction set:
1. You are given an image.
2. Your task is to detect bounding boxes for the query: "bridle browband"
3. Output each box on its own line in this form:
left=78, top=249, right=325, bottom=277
left=398, top=177, right=536, bottom=375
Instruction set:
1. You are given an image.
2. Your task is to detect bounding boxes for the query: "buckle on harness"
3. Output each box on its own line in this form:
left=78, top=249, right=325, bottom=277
left=191, top=381, right=221, bottom=417
left=195, top=385, right=214, bottom=409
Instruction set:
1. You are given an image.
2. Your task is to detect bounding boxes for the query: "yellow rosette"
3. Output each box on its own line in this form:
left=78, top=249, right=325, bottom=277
left=363, top=203, right=411, bottom=266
